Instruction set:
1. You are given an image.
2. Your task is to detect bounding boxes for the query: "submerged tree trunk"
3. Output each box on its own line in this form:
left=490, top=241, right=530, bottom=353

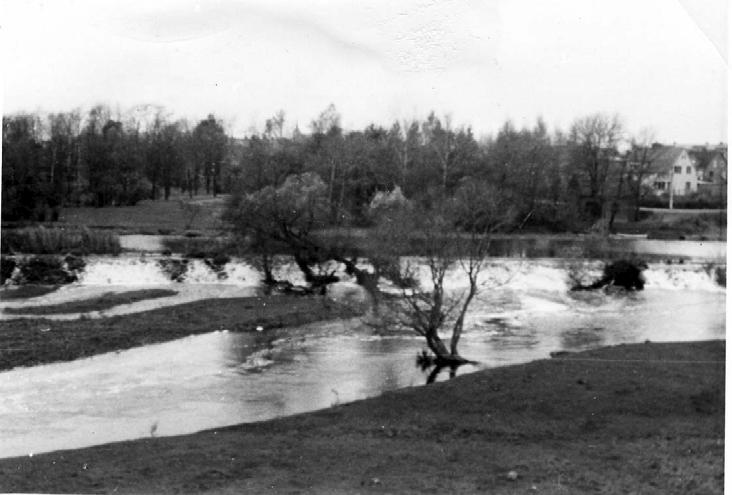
left=425, top=330, right=450, bottom=359
left=425, top=328, right=471, bottom=365
left=261, top=253, right=276, bottom=285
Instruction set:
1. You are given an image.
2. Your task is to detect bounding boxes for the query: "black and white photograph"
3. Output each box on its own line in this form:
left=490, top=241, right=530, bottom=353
left=0, top=0, right=727, bottom=492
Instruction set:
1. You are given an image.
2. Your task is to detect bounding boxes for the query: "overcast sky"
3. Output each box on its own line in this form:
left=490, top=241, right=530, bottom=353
left=1, top=0, right=728, bottom=143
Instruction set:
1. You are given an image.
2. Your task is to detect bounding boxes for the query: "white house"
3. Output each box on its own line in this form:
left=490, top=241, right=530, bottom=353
left=692, top=149, right=727, bottom=202
left=644, top=146, right=698, bottom=196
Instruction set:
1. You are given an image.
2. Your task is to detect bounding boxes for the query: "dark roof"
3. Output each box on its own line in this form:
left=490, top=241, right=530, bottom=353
left=647, top=146, right=686, bottom=170
left=688, top=149, right=726, bottom=171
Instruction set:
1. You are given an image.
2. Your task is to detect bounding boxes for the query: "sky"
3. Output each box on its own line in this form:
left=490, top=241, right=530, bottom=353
left=1, top=0, right=728, bottom=143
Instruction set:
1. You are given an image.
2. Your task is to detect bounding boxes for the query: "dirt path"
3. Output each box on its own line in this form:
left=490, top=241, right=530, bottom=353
left=0, top=340, right=723, bottom=494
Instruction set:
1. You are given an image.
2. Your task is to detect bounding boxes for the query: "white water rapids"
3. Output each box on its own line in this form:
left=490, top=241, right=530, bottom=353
left=0, top=255, right=724, bottom=319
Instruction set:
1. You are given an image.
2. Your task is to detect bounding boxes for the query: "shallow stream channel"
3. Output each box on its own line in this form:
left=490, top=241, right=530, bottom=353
left=0, top=254, right=725, bottom=458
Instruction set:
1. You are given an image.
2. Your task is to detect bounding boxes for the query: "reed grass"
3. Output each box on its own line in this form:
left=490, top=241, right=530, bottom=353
left=1, top=227, right=121, bottom=255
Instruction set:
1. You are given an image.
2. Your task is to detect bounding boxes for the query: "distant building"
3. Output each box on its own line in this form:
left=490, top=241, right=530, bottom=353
left=643, top=145, right=697, bottom=197
left=690, top=148, right=727, bottom=202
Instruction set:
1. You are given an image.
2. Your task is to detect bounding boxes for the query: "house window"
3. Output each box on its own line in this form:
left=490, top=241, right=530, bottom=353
left=709, top=171, right=714, bottom=180
left=685, top=182, right=691, bottom=191
left=673, top=166, right=682, bottom=173
left=686, top=166, right=691, bottom=174
left=654, top=182, right=666, bottom=190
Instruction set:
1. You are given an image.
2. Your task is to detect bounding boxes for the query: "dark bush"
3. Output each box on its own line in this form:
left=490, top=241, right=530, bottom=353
left=1, top=256, right=17, bottom=283
left=571, top=259, right=647, bottom=291
left=64, top=254, right=86, bottom=273
left=211, top=253, right=231, bottom=267
left=640, top=193, right=726, bottom=210
left=18, top=256, right=78, bottom=285
left=158, top=258, right=189, bottom=282
left=714, top=266, right=726, bottom=287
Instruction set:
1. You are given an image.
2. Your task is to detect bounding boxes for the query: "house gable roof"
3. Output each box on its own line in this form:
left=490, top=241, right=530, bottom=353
left=647, top=146, right=687, bottom=171
left=688, top=149, right=727, bottom=171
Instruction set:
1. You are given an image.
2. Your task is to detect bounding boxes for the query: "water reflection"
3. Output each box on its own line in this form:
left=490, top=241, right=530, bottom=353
left=559, top=327, right=607, bottom=350
left=425, top=365, right=460, bottom=384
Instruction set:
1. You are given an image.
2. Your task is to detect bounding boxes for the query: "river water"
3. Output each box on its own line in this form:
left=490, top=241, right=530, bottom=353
left=0, top=256, right=726, bottom=458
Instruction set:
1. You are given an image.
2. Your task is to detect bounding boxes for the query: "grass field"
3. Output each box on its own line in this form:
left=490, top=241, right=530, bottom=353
left=59, top=195, right=229, bottom=235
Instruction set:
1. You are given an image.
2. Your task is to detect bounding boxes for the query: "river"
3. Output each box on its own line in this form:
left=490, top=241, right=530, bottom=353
left=0, top=256, right=725, bottom=458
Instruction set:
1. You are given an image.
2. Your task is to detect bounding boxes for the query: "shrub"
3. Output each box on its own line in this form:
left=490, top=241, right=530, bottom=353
left=157, top=258, right=189, bottom=282
left=714, top=266, right=726, bottom=287
left=204, top=254, right=231, bottom=279
left=639, top=193, right=726, bottom=210
left=16, top=256, right=78, bottom=285
left=1, top=256, right=17, bottom=283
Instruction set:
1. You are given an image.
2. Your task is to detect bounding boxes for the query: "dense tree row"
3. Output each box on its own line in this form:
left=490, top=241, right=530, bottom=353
left=2, top=105, right=228, bottom=220
left=4, top=103, right=660, bottom=230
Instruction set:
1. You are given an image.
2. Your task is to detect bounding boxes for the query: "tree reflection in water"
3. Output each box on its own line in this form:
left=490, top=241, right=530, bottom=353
left=417, top=349, right=473, bottom=384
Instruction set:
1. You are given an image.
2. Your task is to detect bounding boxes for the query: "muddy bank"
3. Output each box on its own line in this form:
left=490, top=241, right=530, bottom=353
left=0, top=295, right=359, bottom=371
left=0, top=340, right=723, bottom=494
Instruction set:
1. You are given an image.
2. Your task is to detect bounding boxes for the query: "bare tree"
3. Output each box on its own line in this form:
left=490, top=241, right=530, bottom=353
left=388, top=119, right=420, bottom=187
left=627, top=128, right=659, bottom=221
left=568, top=113, right=624, bottom=221
left=373, top=182, right=515, bottom=366
left=422, top=112, right=455, bottom=193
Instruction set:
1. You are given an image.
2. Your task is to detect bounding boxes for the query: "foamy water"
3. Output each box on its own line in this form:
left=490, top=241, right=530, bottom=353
left=1, top=256, right=724, bottom=320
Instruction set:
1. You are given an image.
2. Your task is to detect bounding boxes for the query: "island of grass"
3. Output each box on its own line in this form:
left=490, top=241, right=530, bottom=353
left=0, top=284, right=61, bottom=301
left=0, top=340, right=723, bottom=494
left=2, top=288, right=178, bottom=316
left=0, top=295, right=360, bottom=370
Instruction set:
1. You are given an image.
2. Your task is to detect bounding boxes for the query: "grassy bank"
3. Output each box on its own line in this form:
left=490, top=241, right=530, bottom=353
left=2, top=289, right=178, bottom=316
left=59, top=196, right=226, bottom=235
left=0, top=295, right=359, bottom=371
left=0, top=340, right=723, bottom=494
left=614, top=210, right=726, bottom=240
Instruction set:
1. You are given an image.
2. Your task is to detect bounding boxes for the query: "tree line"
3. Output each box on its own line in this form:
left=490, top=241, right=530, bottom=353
left=2, top=105, right=228, bottom=221
left=3, top=103, right=664, bottom=230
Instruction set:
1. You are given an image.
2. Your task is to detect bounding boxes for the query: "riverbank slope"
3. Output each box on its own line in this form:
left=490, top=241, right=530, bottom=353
left=0, top=340, right=723, bottom=494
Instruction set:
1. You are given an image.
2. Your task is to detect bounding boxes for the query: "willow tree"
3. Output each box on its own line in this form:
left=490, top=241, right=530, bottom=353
left=225, top=172, right=376, bottom=291
left=373, top=181, right=515, bottom=366
left=226, top=172, right=514, bottom=365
